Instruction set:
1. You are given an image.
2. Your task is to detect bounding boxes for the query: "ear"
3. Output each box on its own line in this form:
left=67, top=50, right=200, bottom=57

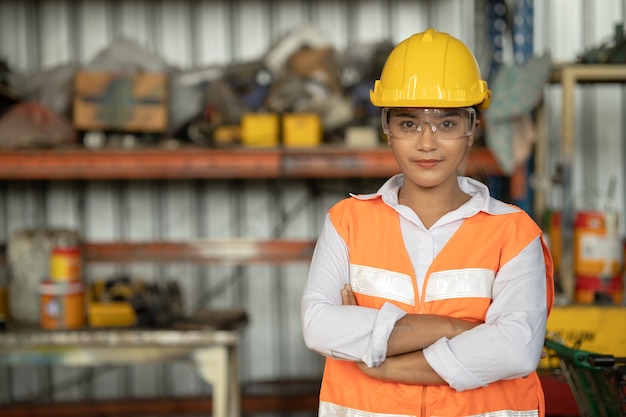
left=386, top=135, right=392, bottom=146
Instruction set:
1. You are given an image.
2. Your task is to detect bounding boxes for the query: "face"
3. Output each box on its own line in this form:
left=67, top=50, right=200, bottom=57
left=384, top=107, right=475, bottom=189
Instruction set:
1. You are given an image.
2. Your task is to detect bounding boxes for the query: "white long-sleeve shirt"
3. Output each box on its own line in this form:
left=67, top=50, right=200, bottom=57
left=301, top=174, right=549, bottom=391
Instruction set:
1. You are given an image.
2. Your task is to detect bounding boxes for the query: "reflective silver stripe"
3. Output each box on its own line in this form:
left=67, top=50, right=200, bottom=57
left=425, top=268, right=495, bottom=302
left=350, top=264, right=414, bottom=305
left=319, top=401, right=538, bottom=417
left=319, top=401, right=414, bottom=417
left=452, top=411, right=539, bottom=417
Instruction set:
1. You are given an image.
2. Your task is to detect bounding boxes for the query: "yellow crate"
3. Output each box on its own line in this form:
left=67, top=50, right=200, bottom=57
left=241, top=113, right=279, bottom=147
left=87, top=283, right=137, bottom=328
left=282, top=113, right=322, bottom=147
left=88, top=301, right=137, bottom=328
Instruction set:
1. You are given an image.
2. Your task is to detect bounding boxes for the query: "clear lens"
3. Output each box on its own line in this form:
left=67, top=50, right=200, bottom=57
left=382, top=107, right=476, bottom=140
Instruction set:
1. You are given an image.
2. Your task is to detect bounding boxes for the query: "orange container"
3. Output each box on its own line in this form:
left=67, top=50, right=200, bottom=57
left=575, top=275, right=624, bottom=305
left=50, top=245, right=82, bottom=282
left=40, top=280, right=85, bottom=330
left=573, top=211, right=620, bottom=277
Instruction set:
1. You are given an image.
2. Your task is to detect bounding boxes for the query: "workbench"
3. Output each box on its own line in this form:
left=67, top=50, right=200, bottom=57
left=0, top=310, right=247, bottom=417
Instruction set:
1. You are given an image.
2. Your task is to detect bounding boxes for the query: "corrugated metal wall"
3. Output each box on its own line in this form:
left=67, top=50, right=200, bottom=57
left=0, top=0, right=625, bottom=408
left=0, top=0, right=477, bottom=70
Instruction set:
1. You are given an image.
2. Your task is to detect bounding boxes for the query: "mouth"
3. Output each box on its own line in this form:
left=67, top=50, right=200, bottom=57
left=413, top=159, right=441, bottom=168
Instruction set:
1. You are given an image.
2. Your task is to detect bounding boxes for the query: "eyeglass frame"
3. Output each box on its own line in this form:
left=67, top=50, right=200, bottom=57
left=381, top=107, right=477, bottom=141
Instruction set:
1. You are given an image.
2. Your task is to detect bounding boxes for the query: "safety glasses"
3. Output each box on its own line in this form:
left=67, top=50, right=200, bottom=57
left=381, top=107, right=476, bottom=140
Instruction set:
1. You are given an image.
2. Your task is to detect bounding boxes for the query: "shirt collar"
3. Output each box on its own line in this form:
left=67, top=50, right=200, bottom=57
left=350, top=174, right=519, bottom=217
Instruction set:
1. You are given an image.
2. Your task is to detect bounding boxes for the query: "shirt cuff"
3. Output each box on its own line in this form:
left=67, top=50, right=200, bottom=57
left=423, top=337, right=487, bottom=391
left=362, top=302, right=407, bottom=367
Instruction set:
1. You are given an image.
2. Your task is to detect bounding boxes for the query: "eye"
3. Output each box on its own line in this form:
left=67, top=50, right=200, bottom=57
left=400, top=120, right=417, bottom=130
left=438, top=119, right=457, bottom=131
left=390, top=117, right=417, bottom=131
left=437, top=114, right=465, bottom=133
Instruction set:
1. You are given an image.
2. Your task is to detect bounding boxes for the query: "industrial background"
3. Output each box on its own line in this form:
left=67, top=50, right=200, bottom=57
left=0, top=0, right=625, bottom=414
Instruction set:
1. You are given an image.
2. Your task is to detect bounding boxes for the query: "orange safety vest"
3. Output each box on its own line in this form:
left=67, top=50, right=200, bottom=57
left=320, top=196, right=554, bottom=417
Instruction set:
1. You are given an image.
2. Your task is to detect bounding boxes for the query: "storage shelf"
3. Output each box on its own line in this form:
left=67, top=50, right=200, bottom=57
left=549, top=63, right=626, bottom=84
left=0, top=145, right=502, bottom=180
left=83, top=239, right=315, bottom=265
left=0, top=239, right=315, bottom=268
left=542, top=64, right=626, bottom=304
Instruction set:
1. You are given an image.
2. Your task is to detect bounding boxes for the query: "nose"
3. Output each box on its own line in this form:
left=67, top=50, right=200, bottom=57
left=415, top=120, right=438, bottom=150
left=416, top=119, right=437, bottom=134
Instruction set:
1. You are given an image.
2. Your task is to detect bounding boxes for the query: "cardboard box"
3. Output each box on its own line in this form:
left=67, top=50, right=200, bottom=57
left=282, top=113, right=322, bottom=147
left=73, top=71, right=168, bottom=132
left=241, top=113, right=279, bottom=147
left=345, top=126, right=380, bottom=148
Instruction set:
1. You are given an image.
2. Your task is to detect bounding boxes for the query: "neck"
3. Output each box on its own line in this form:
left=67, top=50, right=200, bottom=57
left=398, top=178, right=469, bottom=228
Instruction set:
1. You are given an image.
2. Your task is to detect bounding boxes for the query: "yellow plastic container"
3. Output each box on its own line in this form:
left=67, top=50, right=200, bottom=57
left=87, top=282, right=137, bottom=328
left=50, top=245, right=82, bottom=282
left=282, top=113, right=322, bottom=147
left=241, top=113, right=279, bottom=147
left=88, top=301, right=137, bottom=328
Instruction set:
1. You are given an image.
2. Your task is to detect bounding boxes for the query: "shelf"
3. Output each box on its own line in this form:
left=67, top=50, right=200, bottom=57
left=0, top=145, right=503, bottom=180
left=540, top=64, right=626, bottom=304
left=0, top=314, right=246, bottom=417
left=549, top=64, right=626, bottom=160
left=549, top=63, right=626, bottom=85
left=0, top=239, right=315, bottom=268
left=83, top=239, right=315, bottom=265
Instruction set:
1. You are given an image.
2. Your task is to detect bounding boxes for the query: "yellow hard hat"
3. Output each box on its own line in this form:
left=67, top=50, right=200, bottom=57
left=370, top=28, right=491, bottom=109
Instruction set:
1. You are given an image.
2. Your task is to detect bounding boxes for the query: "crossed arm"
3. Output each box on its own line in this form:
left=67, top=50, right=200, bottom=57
left=341, top=284, right=480, bottom=384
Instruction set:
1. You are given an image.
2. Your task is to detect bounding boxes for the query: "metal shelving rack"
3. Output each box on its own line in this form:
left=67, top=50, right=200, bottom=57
left=537, top=64, right=626, bottom=303
left=0, top=145, right=502, bottom=180
left=0, top=144, right=505, bottom=417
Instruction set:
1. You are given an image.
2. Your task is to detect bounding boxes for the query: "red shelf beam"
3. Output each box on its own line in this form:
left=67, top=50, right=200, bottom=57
left=0, top=146, right=502, bottom=180
left=83, top=240, right=315, bottom=265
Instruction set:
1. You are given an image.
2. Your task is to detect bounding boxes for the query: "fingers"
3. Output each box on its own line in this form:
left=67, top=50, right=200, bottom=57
left=341, top=285, right=350, bottom=304
left=341, top=284, right=357, bottom=305
left=356, top=362, right=369, bottom=371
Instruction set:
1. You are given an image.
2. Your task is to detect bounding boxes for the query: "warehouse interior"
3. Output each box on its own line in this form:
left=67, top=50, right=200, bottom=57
left=0, top=1, right=625, bottom=416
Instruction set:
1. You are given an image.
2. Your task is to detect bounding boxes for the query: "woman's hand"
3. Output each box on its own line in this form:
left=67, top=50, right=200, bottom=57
left=357, top=361, right=385, bottom=379
left=341, top=284, right=357, bottom=306
left=341, top=283, right=480, bottom=356
left=340, top=283, right=452, bottom=385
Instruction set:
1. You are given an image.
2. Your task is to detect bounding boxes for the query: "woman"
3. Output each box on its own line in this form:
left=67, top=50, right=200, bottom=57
left=301, top=28, right=554, bottom=417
